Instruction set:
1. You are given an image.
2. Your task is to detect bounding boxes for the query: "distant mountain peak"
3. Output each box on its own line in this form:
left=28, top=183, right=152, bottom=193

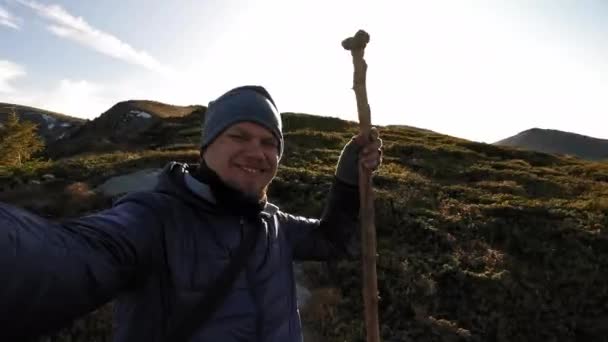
left=0, top=103, right=84, bottom=143
left=100, top=100, right=203, bottom=119
left=495, top=128, right=608, bottom=160
left=1, top=100, right=207, bottom=159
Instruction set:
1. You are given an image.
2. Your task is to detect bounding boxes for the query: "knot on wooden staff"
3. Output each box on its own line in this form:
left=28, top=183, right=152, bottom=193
left=341, top=29, right=370, bottom=51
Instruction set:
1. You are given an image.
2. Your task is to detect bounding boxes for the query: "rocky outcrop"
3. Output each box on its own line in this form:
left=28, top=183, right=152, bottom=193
left=95, top=168, right=163, bottom=197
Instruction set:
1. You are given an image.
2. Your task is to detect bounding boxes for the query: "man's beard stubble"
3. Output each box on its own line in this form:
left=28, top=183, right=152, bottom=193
left=224, top=178, right=269, bottom=203
left=193, top=158, right=269, bottom=217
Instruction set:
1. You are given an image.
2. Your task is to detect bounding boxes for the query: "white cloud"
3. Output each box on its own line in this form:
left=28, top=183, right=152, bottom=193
left=0, top=60, right=26, bottom=93
left=0, top=71, right=116, bottom=120
left=16, top=0, right=173, bottom=76
left=0, top=6, right=21, bottom=30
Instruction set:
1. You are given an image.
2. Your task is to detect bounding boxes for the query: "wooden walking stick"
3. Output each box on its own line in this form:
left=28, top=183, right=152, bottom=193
left=341, top=29, right=381, bottom=342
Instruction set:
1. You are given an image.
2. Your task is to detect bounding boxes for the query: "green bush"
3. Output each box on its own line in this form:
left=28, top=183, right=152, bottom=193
left=0, top=109, right=45, bottom=167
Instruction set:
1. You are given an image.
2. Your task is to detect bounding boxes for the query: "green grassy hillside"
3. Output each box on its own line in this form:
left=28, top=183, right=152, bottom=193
left=1, top=113, right=607, bottom=342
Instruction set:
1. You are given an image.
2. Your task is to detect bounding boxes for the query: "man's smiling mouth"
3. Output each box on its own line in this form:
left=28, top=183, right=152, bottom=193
left=236, top=165, right=264, bottom=174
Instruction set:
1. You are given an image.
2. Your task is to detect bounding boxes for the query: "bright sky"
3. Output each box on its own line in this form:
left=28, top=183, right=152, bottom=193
left=1, top=0, right=607, bottom=143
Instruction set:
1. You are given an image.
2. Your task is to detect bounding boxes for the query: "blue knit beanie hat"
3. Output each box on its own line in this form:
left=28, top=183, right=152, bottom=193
left=201, top=85, right=283, bottom=158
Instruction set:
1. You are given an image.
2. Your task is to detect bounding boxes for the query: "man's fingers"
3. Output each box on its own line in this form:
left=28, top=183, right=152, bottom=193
left=363, top=145, right=382, bottom=155
left=354, top=126, right=382, bottom=146
left=363, top=158, right=381, bottom=170
left=364, top=160, right=379, bottom=168
left=354, top=127, right=383, bottom=170
left=370, top=127, right=379, bottom=141
left=360, top=147, right=382, bottom=171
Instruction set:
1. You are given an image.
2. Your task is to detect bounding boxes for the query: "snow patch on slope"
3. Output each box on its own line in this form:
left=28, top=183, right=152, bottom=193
left=129, top=110, right=152, bottom=119
left=40, top=114, right=57, bottom=123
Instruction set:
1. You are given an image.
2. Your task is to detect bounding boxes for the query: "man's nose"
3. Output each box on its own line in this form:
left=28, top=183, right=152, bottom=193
left=243, top=140, right=267, bottom=160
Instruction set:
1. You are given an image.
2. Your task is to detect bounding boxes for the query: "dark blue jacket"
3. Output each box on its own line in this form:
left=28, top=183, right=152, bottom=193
left=0, top=161, right=360, bottom=341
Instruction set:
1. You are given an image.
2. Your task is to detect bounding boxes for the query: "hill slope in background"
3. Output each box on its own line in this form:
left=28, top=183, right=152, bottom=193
left=0, top=103, right=85, bottom=143
left=46, top=100, right=205, bottom=158
left=495, top=128, right=608, bottom=161
left=0, top=103, right=607, bottom=342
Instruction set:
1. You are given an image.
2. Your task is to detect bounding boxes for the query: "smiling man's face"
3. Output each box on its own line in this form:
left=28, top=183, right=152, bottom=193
left=202, top=121, right=280, bottom=200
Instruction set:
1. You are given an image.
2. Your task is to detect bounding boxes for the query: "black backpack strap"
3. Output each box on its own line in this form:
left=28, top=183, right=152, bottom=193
left=167, top=217, right=262, bottom=342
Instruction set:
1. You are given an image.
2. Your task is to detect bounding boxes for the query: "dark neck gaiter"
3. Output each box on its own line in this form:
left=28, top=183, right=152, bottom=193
left=191, top=160, right=267, bottom=220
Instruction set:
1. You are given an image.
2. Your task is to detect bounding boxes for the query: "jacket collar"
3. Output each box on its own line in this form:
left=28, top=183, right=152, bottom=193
left=184, top=172, right=279, bottom=216
left=160, top=161, right=279, bottom=216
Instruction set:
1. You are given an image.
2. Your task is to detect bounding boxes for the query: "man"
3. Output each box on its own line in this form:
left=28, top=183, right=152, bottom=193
left=0, top=85, right=383, bottom=341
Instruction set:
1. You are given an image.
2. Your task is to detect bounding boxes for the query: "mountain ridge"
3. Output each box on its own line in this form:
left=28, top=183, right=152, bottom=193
left=495, top=127, right=608, bottom=160
left=0, top=103, right=85, bottom=143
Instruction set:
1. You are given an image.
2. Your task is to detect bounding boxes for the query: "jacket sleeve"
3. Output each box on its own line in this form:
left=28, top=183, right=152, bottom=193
left=0, top=192, right=165, bottom=339
left=280, top=178, right=360, bottom=262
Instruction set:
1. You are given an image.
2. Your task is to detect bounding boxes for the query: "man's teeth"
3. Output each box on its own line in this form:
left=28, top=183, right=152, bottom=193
left=241, top=166, right=259, bottom=173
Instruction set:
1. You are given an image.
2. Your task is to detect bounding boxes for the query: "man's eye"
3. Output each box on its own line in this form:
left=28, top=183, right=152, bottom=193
left=229, top=134, right=246, bottom=141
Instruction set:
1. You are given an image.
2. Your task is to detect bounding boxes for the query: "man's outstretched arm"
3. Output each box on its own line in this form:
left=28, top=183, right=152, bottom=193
left=0, top=192, right=164, bottom=340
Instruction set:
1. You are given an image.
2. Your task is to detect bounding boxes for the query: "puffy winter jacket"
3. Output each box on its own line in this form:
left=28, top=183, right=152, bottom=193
left=0, top=161, right=360, bottom=341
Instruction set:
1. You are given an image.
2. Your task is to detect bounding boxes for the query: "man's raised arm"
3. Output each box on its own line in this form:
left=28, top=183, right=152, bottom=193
left=283, top=131, right=382, bottom=261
